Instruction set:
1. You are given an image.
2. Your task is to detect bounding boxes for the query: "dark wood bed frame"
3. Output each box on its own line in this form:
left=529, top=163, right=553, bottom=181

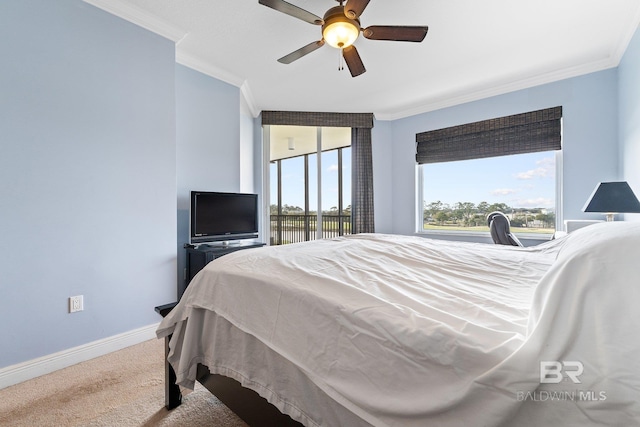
left=155, top=303, right=304, bottom=427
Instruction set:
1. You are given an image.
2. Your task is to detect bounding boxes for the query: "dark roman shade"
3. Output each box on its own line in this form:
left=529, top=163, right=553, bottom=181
left=262, top=111, right=375, bottom=234
left=416, top=106, right=562, bottom=164
left=262, top=111, right=374, bottom=128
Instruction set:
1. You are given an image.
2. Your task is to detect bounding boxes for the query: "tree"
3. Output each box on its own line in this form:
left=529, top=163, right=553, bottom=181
left=282, top=204, right=303, bottom=214
left=536, top=212, right=555, bottom=228
left=326, top=206, right=338, bottom=214
left=434, top=211, right=449, bottom=225
left=422, top=200, right=561, bottom=229
left=487, top=202, right=511, bottom=213
left=510, top=216, right=526, bottom=227
left=476, top=201, right=490, bottom=216
left=470, top=213, right=485, bottom=227
left=454, top=202, right=476, bottom=226
left=424, top=200, right=444, bottom=222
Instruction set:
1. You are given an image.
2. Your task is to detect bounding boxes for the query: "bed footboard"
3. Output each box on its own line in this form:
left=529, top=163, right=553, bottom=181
left=160, top=343, right=302, bottom=424
left=195, top=365, right=304, bottom=427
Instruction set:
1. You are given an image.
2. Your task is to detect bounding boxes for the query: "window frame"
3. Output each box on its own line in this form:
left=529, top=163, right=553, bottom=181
left=415, top=150, right=563, bottom=241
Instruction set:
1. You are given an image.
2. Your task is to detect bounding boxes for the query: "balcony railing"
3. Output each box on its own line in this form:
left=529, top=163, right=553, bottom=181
left=270, top=214, right=351, bottom=245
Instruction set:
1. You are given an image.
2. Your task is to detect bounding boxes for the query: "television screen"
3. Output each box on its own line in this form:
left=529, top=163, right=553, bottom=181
left=190, top=191, right=259, bottom=243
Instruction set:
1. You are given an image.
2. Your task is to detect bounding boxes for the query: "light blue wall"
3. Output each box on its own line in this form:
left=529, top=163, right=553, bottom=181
left=0, top=1, right=176, bottom=368
left=175, top=64, right=243, bottom=295
left=371, top=120, right=394, bottom=233
left=383, top=69, right=619, bottom=236
left=618, top=25, right=640, bottom=222
left=240, top=94, right=256, bottom=193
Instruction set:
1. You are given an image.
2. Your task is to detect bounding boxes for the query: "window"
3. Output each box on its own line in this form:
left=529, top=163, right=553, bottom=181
left=268, top=125, right=351, bottom=245
left=415, top=107, right=562, bottom=237
left=418, top=151, right=559, bottom=235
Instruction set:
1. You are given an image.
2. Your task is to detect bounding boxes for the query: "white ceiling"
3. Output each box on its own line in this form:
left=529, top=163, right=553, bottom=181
left=270, top=126, right=351, bottom=161
left=85, top=0, right=640, bottom=120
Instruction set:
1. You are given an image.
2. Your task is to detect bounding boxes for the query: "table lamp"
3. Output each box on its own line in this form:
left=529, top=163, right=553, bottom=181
left=582, top=181, right=640, bottom=221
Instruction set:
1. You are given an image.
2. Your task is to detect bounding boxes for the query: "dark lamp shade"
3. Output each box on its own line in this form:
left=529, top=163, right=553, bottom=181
left=582, top=182, right=640, bottom=214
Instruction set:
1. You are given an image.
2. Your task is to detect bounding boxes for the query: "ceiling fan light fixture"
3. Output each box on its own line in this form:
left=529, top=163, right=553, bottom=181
left=322, top=7, right=360, bottom=49
left=323, top=20, right=359, bottom=48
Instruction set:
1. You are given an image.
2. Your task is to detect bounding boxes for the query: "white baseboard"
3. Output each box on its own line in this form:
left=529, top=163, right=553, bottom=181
left=0, top=323, right=159, bottom=390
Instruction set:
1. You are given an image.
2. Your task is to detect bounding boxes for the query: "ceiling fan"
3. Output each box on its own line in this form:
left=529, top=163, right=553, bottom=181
left=258, top=0, right=429, bottom=77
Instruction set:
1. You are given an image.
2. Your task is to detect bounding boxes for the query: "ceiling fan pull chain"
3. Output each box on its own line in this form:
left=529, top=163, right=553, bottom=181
left=339, top=48, right=344, bottom=71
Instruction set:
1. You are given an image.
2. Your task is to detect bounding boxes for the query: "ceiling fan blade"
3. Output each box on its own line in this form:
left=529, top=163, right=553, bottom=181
left=259, top=0, right=323, bottom=25
left=342, top=45, right=366, bottom=77
left=344, top=0, right=371, bottom=19
left=363, top=25, right=429, bottom=42
left=278, top=40, right=325, bottom=64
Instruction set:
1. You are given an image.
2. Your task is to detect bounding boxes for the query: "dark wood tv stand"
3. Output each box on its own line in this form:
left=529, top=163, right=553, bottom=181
left=181, top=241, right=266, bottom=298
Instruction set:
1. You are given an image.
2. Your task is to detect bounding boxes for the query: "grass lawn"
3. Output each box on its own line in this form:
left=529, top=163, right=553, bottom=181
left=423, top=224, right=554, bottom=234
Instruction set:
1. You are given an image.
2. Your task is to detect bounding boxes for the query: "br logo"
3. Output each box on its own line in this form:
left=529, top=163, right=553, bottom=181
left=540, top=361, right=584, bottom=384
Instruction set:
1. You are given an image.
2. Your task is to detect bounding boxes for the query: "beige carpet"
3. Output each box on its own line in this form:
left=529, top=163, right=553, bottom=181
left=0, top=339, right=248, bottom=426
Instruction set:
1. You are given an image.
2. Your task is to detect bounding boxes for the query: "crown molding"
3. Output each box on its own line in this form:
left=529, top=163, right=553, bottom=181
left=83, top=0, right=258, bottom=116
left=380, top=16, right=640, bottom=121
left=175, top=52, right=259, bottom=117
left=613, top=16, right=640, bottom=65
left=83, top=0, right=188, bottom=43
left=240, top=82, right=260, bottom=118
left=175, top=50, right=244, bottom=87
left=175, top=51, right=259, bottom=117
left=377, top=56, right=619, bottom=121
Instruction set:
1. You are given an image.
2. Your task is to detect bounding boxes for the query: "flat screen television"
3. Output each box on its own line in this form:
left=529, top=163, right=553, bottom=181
left=190, top=191, right=259, bottom=244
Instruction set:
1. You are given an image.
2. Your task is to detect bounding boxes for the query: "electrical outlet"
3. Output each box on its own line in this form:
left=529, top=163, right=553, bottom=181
left=69, top=295, right=84, bottom=313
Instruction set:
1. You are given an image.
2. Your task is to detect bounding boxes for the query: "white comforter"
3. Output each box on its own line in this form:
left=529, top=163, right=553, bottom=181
left=157, top=222, right=640, bottom=427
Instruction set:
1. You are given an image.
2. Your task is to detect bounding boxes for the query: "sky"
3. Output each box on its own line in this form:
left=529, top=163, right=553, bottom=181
left=422, top=151, right=556, bottom=210
left=271, top=147, right=351, bottom=212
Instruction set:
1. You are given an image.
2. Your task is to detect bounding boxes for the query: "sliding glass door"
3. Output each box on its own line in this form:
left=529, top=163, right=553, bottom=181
left=267, top=125, right=351, bottom=245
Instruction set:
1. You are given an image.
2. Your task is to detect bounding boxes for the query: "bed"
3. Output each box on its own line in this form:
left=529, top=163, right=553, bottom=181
left=156, top=221, right=640, bottom=426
